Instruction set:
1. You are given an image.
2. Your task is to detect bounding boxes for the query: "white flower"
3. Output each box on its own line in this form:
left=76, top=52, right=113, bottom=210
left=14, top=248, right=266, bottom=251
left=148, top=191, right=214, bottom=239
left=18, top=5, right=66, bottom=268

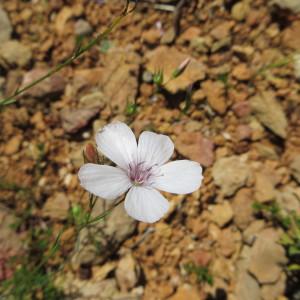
left=78, top=122, right=203, bottom=223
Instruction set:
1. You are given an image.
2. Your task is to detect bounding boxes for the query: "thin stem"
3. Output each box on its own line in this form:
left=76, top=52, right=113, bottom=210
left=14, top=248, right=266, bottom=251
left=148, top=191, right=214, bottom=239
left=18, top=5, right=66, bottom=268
left=0, top=0, right=136, bottom=106
left=78, top=197, right=125, bottom=231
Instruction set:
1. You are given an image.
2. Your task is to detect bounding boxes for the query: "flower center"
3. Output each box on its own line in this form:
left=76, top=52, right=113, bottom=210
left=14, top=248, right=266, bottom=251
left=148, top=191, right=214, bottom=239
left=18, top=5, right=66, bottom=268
left=128, top=161, right=157, bottom=186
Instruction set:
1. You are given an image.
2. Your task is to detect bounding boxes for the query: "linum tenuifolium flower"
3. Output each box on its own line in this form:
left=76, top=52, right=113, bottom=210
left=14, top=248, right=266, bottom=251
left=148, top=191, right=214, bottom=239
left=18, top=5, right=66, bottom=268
left=78, top=122, right=203, bottom=223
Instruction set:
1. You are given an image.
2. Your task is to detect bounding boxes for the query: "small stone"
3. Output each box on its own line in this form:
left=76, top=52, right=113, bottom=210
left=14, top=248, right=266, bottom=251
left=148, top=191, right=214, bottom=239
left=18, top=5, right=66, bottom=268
left=22, top=69, right=66, bottom=98
left=232, top=101, right=251, bottom=118
left=75, top=19, right=92, bottom=36
left=79, top=91, right=106, bottom=109
left=243, top=220, right=266, bottom=245
left=253, top=143, right=278, bottom=160
left=210, top=202, right=234, bottom=227
left=202, top=80, right=227, bottom=115
left=42, top=192, right=70, bottom=220
left=282, top=21, right=300, bottom=50
left=290, top=155, right=300, bottom=184
left=31, top=111, right=46, bottom=131
left=231, top=1, right=250, bottom=21
left=60, top=107, right=99, bottom=133
left=161, top=27, right=176, bottom=44
left=261, top=272, right=286, bottom=300
left=218, top=228, right=240, bottom=257
left=116, top=253, right=140, bottom=292
left=141, top=29, right=161, bottom=45
left=4, top=135, right=22, bottom=155
left=232, top=189, right=255, bottom=230
left=210, top=22, right=234, bottom=40
left=168, top=285, right=201, bottom=300
left=0, top=40, right=32, bottom=67
left=235, top=124, right=252, bottom=141
left=191, top=250, right=212, bottom=267
left=254, top=172, right=276, bottom=203
left=250, top=92, right=287, bottom=138
left=0, top=7, right=12, bottom=43
left=232, top=64, right=252, bottom=81
left=277, top=187, right=300, bottom=214
left=235, top=272, right=261, bottom=300
left=175, top=131, right=214, bottom=167
left=212, top=156, right=252, bottom=197
left=248, top=229, right=287, bottom=284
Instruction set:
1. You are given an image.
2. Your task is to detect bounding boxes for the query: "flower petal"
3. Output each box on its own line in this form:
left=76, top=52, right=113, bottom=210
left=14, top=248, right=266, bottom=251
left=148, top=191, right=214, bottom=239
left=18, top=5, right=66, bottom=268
left=78, top=163, right=132, bottom=200
left=96, top=122, right=137, bottom=169
left=137, top=131, right=174, bottom=166
left=124, top=186, right=169, bottom=223
left=153, top=160, right=203, bottom=194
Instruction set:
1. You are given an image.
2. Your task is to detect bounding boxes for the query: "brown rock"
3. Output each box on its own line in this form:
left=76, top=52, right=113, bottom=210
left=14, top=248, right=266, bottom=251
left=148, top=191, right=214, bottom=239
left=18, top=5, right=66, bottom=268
left=235, top=272, right=261, bottom=300
left=175, top=132, right=214, bottom=167
left=0, top=7, right=12, bottom=43
left=210, top=21, right=234, bottom=40
left=232, top=64, right=252, bottom=81
left=192, top=250, right=212, bottom=267
left=290, top=155, right=300, bottom=184
left=146, top=46, right=206, bottom=94
left=248, top=229, right=287, bottom=284
left=60, top=107, right=99, bottom=133
left=43, top=192, right=70, bottom=220
left=116, top=253, right=140, bottom=292
left=210, top=202, right=234, bottom=227
left=254, top=172, right=276, bottom=203
left=142, top=29, right=161, bottom=45
left=235, top=124, right=252, bottom=141
left=282, top=21, right=300, bottom=50
left=261, top=272, right=286, bottom=300
left=0, top=40, right=32, bottom=67
left=250, top=92, right=287, bottom=138
left=218, top=228, right=241, bottom=257
left=22, top=69, right=66, bottom=98
left=202, top=80, right=227, bottom=114
left=168, top=285, right=202, bottom=300
left=31, top=111, right=46, bottom=131
left=100, top=49, right=140, bottom=113
left=4, top=135, right=22, bottom=155
left=232, top=101, right=251, bottom=118
left=212, top=156, right=252, bottom=196
left=232, top=188, right=255, bottom=230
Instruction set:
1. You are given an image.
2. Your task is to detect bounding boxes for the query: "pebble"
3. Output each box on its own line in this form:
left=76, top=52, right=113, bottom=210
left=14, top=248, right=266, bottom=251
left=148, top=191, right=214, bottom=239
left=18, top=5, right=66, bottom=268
left=4, top=135, right=22, bottom=155
left=212, top=155, right=252, bottom=197
left=210, top=202, right=234, bottom=227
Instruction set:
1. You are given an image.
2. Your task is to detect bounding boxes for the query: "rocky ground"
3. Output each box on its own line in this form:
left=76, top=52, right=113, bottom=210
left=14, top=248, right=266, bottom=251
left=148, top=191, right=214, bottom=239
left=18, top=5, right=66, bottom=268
left=1, top=0, right=300, bottom=299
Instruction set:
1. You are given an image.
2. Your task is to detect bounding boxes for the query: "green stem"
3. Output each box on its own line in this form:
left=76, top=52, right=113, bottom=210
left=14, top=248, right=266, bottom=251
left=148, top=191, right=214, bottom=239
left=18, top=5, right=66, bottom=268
left=78, top=198, right=124, bottom=231
left=0, top=0, right=135, bottom=106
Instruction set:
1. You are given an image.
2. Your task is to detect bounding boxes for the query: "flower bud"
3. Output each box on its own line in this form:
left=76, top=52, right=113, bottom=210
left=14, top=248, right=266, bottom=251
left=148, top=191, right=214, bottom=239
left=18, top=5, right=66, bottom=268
left=84, top=143, right=98, bottom=163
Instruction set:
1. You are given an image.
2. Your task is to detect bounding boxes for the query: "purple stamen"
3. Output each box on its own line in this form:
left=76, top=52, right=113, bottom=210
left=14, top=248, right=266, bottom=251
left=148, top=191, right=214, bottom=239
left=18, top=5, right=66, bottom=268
left=127, top=161, right=160, bottom=186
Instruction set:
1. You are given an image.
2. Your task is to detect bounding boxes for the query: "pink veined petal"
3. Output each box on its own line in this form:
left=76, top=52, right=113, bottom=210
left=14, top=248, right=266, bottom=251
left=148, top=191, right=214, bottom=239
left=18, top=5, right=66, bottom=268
left=153, top=160, right=203, bottom=194
left=124, top=186, right=169, bottom=223
left=137, top=131, right=174, bottom=166
left=96, top=122, right=138, bottom=169
left=78, top=163, right=132, bottom=200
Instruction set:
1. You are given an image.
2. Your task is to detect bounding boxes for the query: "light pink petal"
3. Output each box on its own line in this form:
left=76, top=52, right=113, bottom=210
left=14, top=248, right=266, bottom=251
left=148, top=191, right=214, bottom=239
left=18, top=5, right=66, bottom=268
left=96, top=122, right=137, bottom=169
left=153, top=160, right=203, bottom=194
left=137, top=131, right=174, bottom=166
left=124, top=186, right=169, bottom=223
left=78, top=163, right=132, bottom=200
